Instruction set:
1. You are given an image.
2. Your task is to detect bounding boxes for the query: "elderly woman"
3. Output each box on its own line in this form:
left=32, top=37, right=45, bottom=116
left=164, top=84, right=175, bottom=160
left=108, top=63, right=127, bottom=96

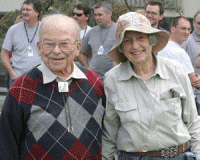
left=102, top=12, right=200, bottom=160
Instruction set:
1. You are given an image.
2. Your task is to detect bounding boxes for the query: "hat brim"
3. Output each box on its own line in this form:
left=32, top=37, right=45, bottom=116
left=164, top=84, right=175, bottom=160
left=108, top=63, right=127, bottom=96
left=109, top=26, right=169, bottom=63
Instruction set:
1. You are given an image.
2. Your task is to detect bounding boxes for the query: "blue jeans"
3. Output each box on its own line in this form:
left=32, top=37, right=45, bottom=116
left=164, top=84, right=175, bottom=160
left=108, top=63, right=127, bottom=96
left=117, top=150, right=198, bottom=160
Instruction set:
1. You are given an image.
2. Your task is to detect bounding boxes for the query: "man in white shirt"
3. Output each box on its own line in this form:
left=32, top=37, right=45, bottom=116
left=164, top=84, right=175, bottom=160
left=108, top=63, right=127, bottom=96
left=158, top=16, right=200, bottom=88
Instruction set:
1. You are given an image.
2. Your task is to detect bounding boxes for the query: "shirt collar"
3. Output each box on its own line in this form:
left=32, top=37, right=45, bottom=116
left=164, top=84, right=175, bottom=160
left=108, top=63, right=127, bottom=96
left=169, top=40, right=180, bottom=47
left=37, top=62, right=87, bottom=84
left=192, top=31, right=200, bottom=42
left=118, top=54, right=169, bottom=81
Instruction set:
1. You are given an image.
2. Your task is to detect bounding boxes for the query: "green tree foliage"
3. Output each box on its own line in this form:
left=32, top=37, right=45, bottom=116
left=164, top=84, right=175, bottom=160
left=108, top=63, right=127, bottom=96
left=0, top=10, right=21, bottom=38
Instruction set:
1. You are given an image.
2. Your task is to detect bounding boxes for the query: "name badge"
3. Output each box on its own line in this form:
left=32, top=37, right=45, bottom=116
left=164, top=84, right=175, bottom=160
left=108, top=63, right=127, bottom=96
left=27, top=45, right=33, bottom=57
left=58, top=82, right=69, bottom=92
left=97, top=45, right=104, bottom=55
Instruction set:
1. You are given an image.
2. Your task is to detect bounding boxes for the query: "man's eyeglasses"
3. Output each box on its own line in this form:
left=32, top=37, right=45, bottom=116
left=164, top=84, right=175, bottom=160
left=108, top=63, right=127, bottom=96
left=73, top=12, right=83, bottom=17
left=145, top=11, right=159, bottom=16
left=176, top=27, right=192, bottom=32
left=42, top=40, right=76, bottom=53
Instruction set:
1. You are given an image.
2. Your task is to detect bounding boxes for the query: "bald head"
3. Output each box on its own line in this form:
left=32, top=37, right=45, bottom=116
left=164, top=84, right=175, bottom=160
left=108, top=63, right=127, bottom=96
left=39, top=14, right=80, bottom=42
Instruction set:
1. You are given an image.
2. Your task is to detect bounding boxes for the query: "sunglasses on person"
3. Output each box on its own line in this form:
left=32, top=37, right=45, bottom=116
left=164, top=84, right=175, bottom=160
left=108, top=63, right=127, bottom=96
left=73, top=12, right=83, bottom=17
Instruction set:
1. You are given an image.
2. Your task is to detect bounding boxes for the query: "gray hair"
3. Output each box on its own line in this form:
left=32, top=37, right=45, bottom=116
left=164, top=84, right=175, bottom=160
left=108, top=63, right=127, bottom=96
left=118, top=33, right=157, bottom=52
left=39, top=14, right=81, bottom=41
left=93, top=2, right=112, bottom=13
left=194, top=11, right=200, bottom=21
left=149, top=34, right=157, bottom=45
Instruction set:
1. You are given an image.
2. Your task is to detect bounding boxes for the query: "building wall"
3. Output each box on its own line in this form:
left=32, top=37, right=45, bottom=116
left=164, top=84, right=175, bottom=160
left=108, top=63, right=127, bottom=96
left=182, top=0, right=200, bottom=18
left=0, top=0, right=24, bottom=13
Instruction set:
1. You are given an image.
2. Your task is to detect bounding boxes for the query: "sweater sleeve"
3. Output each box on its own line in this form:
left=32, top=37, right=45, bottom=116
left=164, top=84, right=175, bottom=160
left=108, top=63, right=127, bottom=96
left=0, top=92, right=24, bottom=160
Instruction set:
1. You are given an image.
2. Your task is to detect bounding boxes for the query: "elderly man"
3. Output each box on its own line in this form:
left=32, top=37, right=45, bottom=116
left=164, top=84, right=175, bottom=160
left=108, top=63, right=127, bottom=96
left=182, top=11, right=200, bottom=75
left=1, top=0, right=42, bottom=88
left=102, top=12, right=200, bottom=160
left=78, top=2, right=117, bottom=80
left=0, top=14, right=105, bottom=160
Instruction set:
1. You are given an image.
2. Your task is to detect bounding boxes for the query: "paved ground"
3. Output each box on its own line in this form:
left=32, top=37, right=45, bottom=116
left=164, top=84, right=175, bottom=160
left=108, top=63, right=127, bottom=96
left=0, top=87, right=7, bottom=113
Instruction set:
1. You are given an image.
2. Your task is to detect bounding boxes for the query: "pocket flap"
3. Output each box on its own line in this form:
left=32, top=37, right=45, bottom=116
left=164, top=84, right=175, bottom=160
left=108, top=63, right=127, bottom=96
left=115, top=102, right=137, bottom=111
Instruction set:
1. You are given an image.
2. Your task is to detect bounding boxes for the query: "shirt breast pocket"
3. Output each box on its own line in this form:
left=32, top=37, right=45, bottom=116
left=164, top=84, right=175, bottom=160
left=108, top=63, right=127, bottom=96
left=160, top=97, right=182, bottom=122
left=115, top=102, right=139, bottom=124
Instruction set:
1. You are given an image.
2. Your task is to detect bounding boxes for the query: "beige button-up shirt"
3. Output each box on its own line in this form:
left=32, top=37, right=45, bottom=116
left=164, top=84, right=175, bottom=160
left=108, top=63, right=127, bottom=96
left=102, top=56, right=200, bottom=160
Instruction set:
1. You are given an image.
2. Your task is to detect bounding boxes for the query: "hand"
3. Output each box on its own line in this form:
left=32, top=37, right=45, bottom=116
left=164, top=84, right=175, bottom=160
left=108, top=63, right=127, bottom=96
left=10, top=72, right=18, bottom=80
left=191, top=73, right=200, bottom=88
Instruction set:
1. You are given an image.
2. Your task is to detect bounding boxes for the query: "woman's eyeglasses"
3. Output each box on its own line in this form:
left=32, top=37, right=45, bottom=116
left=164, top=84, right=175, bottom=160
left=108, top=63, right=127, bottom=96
left=73, top=12, right=83, bottom=17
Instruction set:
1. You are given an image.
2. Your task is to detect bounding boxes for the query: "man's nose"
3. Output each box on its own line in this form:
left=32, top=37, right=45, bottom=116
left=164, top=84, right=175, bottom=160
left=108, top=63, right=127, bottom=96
left=53, top=44, right=61, bottom=54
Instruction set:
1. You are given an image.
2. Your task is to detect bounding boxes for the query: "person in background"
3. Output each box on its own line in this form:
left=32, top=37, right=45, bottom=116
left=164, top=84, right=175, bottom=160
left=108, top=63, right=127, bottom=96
left=145, top=0, right=170, bottom=34
left=78, top=1, right=117, bottom=81
left=73, top=2, right=92, bottom=40
left=5, top=14, right=23, bottom=89
left=182, top=11, right=200, bottom=75
left=1, top=0, right=42, bottom=88
left=102, top=12, right=200, bottom=160
left=0, top=14, right=105, bottom=159
left=73, top=2, right=92, bottom=66
left=157, top=16, right=200, bottom=88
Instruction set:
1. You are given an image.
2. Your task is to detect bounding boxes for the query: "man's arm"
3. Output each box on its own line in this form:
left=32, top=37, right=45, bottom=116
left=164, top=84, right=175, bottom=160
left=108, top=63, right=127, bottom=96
left=78, top=52, right=89, bottom=68
left=1, top=48, right=17, bottom=79
left=195, top=55, right=200, bottom=69
left=188, top=72, right=200, bottom=88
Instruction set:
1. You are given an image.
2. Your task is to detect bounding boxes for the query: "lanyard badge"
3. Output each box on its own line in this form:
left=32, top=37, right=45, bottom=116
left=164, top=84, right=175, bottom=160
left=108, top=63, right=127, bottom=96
left=97, top=45, right=104, bottom=55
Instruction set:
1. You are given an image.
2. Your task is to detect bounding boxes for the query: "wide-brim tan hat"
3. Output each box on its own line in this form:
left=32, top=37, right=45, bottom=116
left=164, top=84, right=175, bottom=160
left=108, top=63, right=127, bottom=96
left=109, top=12, right=169, bottom=63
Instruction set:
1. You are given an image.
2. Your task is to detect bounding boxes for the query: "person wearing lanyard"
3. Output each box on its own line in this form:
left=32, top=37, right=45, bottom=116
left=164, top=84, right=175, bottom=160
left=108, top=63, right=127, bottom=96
left=73, top=2, right=92, bottom=66
left=1, top=0, right=42, bottom=88
left=73, top=2, right=92, bottom=40
left=78, top=2, right=117, bottom=81
left=102, top=12, right=200, bottom=160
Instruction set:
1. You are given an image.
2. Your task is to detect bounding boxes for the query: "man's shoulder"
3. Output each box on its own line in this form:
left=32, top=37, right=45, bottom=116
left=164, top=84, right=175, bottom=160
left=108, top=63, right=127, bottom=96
left=7, top=22, right=24, bottom=32
left=76, top=64, right=103, bottom=83
left=89, top=25, right=99, bottom=31
left=17, top=67, right=41, bottom=81
left=9, top=67, right=41, bottom=89
left=158, top=41, right=188, bottom=59
left=157, top=56, right=186, bottom=71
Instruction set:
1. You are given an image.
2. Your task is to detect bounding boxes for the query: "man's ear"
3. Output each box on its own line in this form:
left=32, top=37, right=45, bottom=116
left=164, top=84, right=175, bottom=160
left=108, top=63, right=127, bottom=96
left=170, top=26, right=175, bottom=33
left=37, top=41, right=42, bottom=56
left=159, top=14, right=164, bottom=20
left=108, top=11, right=112, bottom=18
left=75, top=41, right=82, bottom=57
left=86, top=14, right=89, bottom=21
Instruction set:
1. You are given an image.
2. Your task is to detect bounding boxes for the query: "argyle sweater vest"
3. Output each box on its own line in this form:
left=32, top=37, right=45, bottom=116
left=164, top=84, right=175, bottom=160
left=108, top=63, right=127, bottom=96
left=0, top=65, right=105, bottom=160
